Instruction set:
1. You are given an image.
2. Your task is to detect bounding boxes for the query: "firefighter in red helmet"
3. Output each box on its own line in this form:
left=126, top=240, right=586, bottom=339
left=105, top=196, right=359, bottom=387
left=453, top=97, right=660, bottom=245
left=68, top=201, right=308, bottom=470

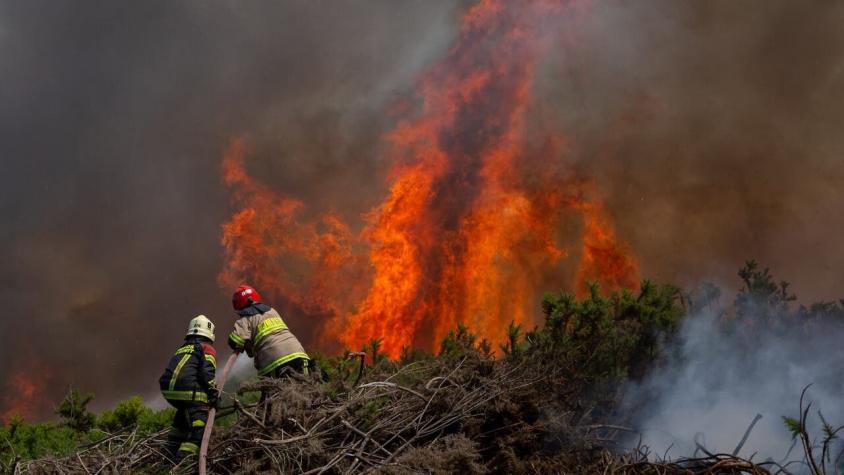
left=227, top=285, right=310, bottom=377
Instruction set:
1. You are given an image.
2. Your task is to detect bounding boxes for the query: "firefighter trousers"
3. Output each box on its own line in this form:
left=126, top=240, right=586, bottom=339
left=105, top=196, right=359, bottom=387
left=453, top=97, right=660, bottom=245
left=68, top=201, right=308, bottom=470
left=165, top=401, right=209, bottom=459
left=269, top=357, right=309, bottom=378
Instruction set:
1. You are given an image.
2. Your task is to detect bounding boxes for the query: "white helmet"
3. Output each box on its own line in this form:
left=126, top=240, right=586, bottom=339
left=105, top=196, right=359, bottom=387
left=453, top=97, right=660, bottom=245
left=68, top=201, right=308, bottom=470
left=187, top=314, right=215, bottom=341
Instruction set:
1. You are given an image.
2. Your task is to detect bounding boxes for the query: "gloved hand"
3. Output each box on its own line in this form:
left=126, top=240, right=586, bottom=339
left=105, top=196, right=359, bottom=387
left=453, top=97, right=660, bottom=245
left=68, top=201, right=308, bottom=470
left=207, top=386, right=221, bottom=408
left=227, top=337, right=243, bottom=352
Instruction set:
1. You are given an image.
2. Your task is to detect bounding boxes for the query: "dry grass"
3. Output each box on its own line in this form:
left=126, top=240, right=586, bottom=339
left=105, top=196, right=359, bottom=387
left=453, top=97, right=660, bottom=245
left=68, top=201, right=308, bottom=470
left=18, top=353, right=775, bottom=474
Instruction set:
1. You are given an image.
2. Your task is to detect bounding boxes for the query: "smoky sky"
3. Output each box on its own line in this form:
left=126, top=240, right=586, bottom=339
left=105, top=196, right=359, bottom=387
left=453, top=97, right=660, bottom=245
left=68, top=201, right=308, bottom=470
left=547, top=0, right=844, bottom=301
left=0, top=0, right=462, bottom=415
left=1, top=0, right=843, bottom=418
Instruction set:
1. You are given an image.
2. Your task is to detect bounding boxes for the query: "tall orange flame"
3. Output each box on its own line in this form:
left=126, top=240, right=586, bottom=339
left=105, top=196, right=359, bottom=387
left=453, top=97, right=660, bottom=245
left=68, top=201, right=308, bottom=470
left=219, top=0, right=639, bottom=358
left=219, top=140, right=363, bottom=318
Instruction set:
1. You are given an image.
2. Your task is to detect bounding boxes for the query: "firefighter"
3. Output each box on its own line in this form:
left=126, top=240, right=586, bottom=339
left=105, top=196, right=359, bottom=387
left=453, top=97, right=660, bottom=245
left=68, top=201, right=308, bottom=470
left=158, top=315, right=219, bottom=461
left=227, top=285, right=310, bottom=378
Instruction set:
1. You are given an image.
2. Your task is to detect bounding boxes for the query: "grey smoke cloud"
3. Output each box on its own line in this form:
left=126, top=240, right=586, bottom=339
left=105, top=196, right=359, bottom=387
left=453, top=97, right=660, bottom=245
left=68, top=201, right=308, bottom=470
left=625, top=303, right=844, bottom=465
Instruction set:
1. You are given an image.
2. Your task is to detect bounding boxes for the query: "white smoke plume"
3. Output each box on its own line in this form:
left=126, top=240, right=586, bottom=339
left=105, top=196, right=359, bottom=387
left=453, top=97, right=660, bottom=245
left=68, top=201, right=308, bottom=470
left=224, top=353, right=259, bottom=394
left=625, top=291, right=844, bottom=467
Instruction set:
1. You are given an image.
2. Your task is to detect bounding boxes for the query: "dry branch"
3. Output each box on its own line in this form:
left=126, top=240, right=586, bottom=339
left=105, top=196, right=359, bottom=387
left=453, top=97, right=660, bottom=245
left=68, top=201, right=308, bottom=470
left=19, top=353, right=778, bottom=474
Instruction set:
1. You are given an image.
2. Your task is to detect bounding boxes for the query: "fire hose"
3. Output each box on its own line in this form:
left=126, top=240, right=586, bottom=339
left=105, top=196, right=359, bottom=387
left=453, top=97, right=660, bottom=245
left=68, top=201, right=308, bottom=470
left=199, top=353, right=238, bottom=475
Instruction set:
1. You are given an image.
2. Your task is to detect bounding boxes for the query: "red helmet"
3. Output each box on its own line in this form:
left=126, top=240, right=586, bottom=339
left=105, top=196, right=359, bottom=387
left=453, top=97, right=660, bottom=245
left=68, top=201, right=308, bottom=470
left=232, top=284, right=263, bottom=311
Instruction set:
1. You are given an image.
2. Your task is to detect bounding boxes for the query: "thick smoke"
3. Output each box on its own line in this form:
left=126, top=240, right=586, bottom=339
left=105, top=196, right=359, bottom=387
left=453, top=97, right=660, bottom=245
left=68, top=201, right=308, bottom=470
left=547, top=0, right=844, bottom=303
left=0, top=0, right=461, bottom=417
left=1, top=0, right=843, bottom=420
left=625, top=297, right=844, bottom=464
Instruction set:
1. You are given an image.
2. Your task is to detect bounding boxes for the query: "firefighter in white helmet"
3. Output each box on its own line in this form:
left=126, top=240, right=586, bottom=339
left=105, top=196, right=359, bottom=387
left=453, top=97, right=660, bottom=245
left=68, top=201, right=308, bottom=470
left=158, top=315, right=219, bottom=461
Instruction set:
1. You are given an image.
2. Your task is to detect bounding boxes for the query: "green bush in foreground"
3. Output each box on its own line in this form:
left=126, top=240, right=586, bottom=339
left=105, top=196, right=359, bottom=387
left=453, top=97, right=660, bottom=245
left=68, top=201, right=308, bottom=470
left=0, top=393, right=174, bottom=470
left=97, top=396, right=173, bottom=434
left=0, top=416, right=77, bottom=467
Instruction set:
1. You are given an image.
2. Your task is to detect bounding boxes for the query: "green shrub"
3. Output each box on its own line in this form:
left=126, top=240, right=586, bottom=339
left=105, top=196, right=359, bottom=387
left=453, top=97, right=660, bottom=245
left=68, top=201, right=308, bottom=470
left=533, top=280, right=683, bottom=381
left=0, top=416, right=77, bottom=467
left=97, top=396, right=172, bottom=434
left=439, top=322, right=479, bottom=357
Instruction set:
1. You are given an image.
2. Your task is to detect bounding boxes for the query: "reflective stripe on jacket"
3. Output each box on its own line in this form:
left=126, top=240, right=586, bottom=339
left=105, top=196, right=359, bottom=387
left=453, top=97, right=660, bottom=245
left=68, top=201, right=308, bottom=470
left=227, top=307, right=308, bottom=376
left=159, top=337, right=217, bottom=404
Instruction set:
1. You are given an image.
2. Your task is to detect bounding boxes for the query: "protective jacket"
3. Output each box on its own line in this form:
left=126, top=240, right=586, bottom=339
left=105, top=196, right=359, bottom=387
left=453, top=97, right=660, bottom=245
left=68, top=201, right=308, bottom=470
left=159, top=336, right=217, bottom=403
left=227, top=304, right=308, bottom=376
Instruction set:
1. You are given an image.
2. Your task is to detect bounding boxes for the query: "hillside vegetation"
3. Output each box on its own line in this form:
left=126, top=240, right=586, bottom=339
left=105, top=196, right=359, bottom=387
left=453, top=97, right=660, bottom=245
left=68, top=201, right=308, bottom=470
left=6, top=262, right=843, bottom=474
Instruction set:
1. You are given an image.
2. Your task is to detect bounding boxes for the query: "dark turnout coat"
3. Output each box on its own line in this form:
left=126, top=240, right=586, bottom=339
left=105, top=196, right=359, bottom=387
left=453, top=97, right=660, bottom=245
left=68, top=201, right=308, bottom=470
left=158, top=337, right=217, bottom=404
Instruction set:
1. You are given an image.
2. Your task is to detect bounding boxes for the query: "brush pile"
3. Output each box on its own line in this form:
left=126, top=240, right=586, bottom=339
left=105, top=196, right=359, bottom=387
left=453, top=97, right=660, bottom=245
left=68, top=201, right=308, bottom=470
left=17, top=350, right=774, bottom=474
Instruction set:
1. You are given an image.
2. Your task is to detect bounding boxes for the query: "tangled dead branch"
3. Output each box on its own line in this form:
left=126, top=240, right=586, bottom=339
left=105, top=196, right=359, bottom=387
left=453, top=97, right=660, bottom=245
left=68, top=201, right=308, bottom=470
left=18, top=353, right=776, bottom=474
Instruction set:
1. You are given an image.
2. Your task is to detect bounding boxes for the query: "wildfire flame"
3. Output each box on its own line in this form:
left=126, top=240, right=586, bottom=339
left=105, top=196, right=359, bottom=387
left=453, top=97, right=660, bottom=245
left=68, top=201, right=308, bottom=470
left=1, top=366, right=51, bottom=423
left=219, top=0, right=639, bottom=358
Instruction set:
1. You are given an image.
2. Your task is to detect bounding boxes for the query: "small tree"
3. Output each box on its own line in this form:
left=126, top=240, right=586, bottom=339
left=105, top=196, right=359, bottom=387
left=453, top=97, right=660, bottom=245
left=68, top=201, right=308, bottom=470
left=55, top=388, right=96, bottom=433
left=499, top=321, right=525, bottom=360
left=363, top=338, right=385, bottom=366
left=439, top=323, right=478, bottom=356
left=735, top=260, right=795, bottom=323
